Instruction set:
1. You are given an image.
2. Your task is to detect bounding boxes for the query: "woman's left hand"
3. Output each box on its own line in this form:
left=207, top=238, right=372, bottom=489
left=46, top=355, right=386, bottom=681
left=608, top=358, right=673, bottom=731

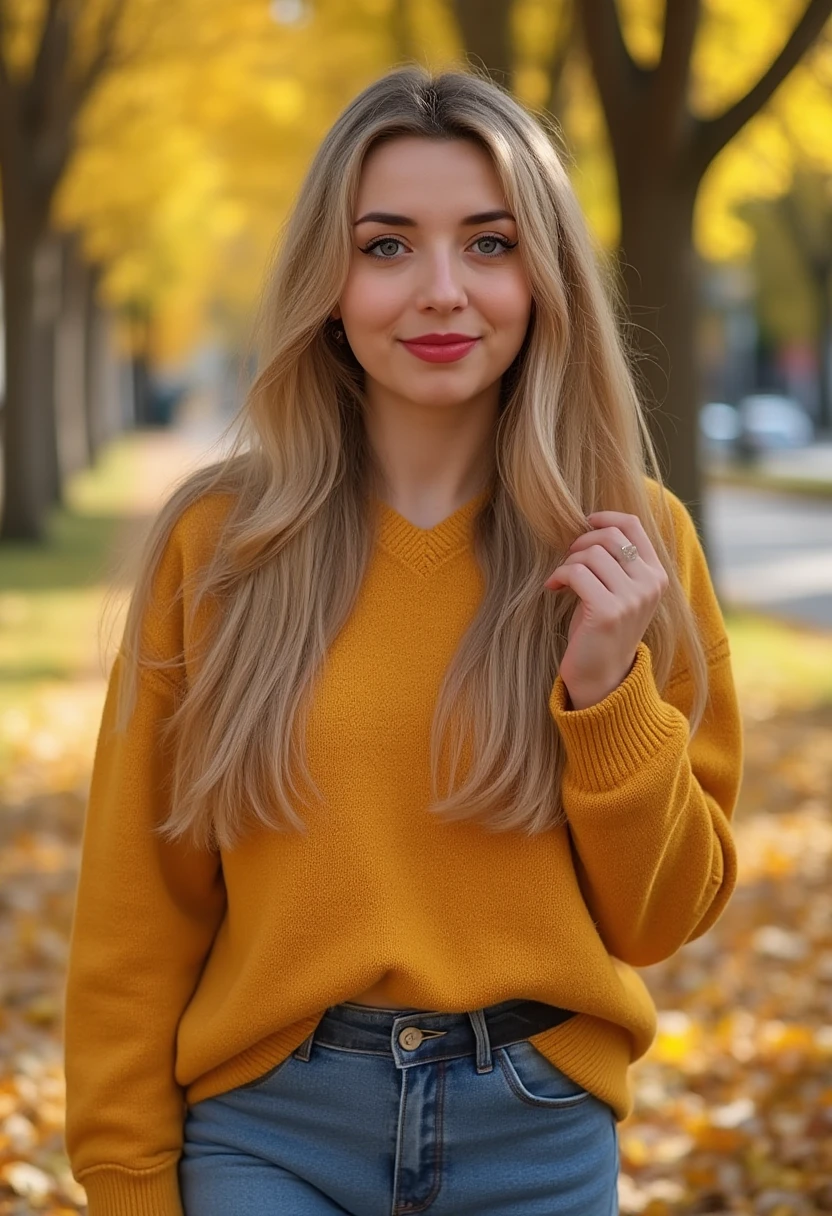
left=544, top=511, right=669, bottom=710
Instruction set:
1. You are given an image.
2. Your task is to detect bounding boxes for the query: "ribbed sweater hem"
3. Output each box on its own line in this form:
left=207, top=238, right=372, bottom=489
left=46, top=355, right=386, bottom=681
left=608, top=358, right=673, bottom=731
left=184, top=1012, right=323, bottom=1104
left=529, top=1014, right=637, bottom=1122
left=77, top=1159, right=182, bottom=1216
left=549, top=641, right=682, bottom=791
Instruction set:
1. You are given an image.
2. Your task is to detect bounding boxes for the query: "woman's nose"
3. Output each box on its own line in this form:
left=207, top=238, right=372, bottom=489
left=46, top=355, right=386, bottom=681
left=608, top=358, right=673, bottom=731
left=416, top=250, right=468, bottom=311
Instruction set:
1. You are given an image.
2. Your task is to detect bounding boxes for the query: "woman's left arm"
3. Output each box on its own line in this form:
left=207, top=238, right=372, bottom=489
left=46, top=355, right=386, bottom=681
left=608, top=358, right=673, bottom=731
left=545, top=492, right=743, bottom=968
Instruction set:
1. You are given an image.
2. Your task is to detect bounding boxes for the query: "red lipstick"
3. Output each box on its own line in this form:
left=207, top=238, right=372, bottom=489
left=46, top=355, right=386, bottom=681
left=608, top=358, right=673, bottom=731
left=399, top=333, right=480, bottom=364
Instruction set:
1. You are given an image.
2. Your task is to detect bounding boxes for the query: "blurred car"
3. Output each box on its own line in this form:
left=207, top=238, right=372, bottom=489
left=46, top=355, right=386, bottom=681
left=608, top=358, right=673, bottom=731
left=736, top=393, right=814, bottom=452
left=699, top=394, right=814, bottom=459
left=699, top=402, right=742, bottom=457
left=147, top=375, right=189, bottom=427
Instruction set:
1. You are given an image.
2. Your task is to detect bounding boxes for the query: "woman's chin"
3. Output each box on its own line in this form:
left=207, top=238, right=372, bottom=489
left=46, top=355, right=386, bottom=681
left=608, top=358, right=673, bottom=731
left=387, top=377, right=493, bottom=410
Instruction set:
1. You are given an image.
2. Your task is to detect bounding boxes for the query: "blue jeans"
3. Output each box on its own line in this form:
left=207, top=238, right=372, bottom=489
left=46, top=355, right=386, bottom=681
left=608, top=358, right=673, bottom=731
left=180, top=999, right=620, bottom=1215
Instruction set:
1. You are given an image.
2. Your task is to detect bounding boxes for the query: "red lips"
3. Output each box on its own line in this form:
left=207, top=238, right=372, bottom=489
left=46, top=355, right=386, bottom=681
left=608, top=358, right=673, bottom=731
left=403, top=333, right=478, bottom=344
left=399, top=333, right=481, bottom=364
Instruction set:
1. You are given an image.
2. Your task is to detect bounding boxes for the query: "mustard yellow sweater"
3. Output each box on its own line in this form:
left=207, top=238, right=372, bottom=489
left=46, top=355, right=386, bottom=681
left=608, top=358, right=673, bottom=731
left=63, top=483, right=742, bottom=1216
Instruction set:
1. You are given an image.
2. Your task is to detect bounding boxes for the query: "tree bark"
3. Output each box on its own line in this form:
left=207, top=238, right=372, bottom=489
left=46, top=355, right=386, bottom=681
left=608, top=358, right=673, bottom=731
left=0, top=0, right=129, bottom=539
left=617, top=162, right=703, bottom=515
left=132, top=353, right=152, bottom=427
left=35, top=235, right=64, bottom=507
left=0, top=193, right=52, bottom=539
left=56, top=233, right=92, bottom=477
left=82, top=263, right=102, bottom=464
left=543, top=2, right=576, bottom=121
left=776, top=183, right=832, bottom=434
left=451, top=0, right=514, bottom=88
left=577, top=0, right=832, bottom=535
left=813, top=261, right=832, bottom=434
left=86, top=288, right=124, bottom=455
left=0, top=209, right=63, bottom=538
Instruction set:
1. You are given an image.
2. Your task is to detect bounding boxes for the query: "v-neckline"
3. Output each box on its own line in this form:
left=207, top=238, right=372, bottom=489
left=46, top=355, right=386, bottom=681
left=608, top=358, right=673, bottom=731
left=373, top=486, right=491, bottom=576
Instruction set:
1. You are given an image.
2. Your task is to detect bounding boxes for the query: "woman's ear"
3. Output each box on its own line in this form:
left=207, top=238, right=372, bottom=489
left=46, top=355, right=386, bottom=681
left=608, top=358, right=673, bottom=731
left=331, top=306, right=342, bottom=321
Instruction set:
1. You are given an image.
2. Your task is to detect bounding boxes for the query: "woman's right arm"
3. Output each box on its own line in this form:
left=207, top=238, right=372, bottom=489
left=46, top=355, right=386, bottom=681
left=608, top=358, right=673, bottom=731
left=63, top=526, right=226, bottom=1216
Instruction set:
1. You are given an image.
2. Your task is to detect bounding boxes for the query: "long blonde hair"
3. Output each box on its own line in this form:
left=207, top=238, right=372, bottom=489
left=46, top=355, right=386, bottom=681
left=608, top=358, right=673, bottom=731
left=115, top=65, right=709, bottom=851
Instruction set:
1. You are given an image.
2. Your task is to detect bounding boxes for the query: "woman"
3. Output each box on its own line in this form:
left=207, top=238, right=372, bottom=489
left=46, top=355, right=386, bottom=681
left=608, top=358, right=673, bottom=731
left=64, top=66, right=743, bottom=1216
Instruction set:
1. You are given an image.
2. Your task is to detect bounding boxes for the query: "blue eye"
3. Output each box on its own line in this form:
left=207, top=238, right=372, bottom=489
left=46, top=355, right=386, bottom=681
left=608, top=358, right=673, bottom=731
left=472, top=235, right=516, bottom=256
left=362, top=237, right=407, bottom=258
left=360, top=233, right=517, bottom=260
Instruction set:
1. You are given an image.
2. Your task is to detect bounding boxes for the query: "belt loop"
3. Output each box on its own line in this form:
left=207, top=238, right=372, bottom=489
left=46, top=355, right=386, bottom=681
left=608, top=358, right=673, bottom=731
left=468, top=1008, right=493, bottom=1074
left=292, top=1031, right=315, bottom=1062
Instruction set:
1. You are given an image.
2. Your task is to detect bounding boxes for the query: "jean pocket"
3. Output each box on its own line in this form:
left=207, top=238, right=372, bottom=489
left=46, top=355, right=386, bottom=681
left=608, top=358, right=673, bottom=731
left=497, top=1040, right=594, bottom=1109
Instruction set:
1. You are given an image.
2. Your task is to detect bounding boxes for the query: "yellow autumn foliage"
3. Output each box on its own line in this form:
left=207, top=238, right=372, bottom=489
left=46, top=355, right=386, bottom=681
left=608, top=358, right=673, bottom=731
left=49, top=0, right=832, bottom=360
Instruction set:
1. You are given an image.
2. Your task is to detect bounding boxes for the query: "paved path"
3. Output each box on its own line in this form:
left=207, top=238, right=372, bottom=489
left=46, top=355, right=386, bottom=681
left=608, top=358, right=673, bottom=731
left=111, top=393, right=236, bottom=578
left=704, top=485, right=832, bottom=630
left=80, top=395, right=236, bottom=683
left=754, top=438, right=832, bottom=482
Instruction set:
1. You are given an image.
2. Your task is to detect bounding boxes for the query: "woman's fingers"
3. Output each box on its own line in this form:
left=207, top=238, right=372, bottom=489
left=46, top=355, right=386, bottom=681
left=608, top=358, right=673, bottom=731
left=584, top=511, right=665, bottom=575
left=556, top=543, right=636, bottom=596
left=546, top=509, right=670, bottom=614
left=568, top=526, right=644, bottom=573
left=544, top=556, right=617, bottom=604
left=545, top=509, right=671, bottom=708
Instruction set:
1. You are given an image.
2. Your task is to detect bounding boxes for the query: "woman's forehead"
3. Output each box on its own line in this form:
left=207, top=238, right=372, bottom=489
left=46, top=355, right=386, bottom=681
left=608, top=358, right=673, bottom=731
left=355, top=136, right=508, bottom=217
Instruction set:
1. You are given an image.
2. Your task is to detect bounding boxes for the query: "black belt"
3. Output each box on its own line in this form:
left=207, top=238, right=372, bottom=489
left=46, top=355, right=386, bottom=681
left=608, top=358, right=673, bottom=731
left=481, top=999, right=577, bottom=1049
left=319, top=998, right=578, bottom=1057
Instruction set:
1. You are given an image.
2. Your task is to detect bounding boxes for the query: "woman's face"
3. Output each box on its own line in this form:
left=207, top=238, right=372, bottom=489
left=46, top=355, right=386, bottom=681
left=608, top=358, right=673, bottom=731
left=337, top=136, right=533, bottom=411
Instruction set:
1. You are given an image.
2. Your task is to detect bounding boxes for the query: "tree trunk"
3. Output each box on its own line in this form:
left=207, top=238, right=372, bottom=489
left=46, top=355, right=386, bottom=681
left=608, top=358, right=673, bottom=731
left=618, top=167, right=704, bottom=530
left=131, top=351, right=152, bottom=426
left=82, top=264, right=101, bottom=464
left=815, top=262, right=832, bottom=434
left=56, top=234, right=91, bottom=477
left=0, top=0, right=130, bottom=538
left=451, top=0, right=514, bottom=88
left=1, top=218, right=51, bottom=540
left=776, top=187, right=832, bottom=436
left=82, top=267, right=122, bottom=458
left=33, top=235, right=64, bottom=507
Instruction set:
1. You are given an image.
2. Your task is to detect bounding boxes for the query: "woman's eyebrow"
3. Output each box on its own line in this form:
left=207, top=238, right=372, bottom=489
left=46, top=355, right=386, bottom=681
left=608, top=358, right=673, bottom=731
left=353, top=209, right=516, bottom=226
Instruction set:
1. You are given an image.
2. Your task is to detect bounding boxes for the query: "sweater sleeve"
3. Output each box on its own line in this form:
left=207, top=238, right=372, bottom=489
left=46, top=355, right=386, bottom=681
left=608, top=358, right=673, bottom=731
left=63, top=515, right=227, bottom=1216
left=548, top=490, right=743, bottom=968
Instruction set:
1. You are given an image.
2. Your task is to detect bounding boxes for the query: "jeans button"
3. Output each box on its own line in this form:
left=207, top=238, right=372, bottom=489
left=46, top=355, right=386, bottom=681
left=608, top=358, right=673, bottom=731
left=398, top=1027, right=424, bottom=1050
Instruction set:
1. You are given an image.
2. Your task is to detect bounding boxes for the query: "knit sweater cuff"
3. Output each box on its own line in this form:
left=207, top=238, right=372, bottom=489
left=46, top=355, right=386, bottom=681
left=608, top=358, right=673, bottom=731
left=77, top=1160, right=183, bottom=1216
left=549, top=641, right=682, bottom=793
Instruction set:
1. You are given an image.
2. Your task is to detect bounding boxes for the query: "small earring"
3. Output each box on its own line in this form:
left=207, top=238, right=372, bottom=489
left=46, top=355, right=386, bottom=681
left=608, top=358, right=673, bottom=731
left=332, top=326, right=345, bottom=344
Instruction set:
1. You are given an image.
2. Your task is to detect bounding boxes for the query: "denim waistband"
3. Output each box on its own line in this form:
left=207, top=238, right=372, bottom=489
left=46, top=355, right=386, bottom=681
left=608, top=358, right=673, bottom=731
left=294, top=999, right=576, bottom=1074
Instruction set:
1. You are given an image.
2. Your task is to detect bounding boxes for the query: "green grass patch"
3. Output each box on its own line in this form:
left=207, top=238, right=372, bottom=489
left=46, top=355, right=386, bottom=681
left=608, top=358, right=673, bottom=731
left=725, top=609, right=832, bottom=711
left=0, top=436, right=139, bottom=770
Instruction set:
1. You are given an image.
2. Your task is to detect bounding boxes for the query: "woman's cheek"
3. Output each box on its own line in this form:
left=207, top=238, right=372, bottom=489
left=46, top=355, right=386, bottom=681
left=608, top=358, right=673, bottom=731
left=341, top=272, right=404, bottom=338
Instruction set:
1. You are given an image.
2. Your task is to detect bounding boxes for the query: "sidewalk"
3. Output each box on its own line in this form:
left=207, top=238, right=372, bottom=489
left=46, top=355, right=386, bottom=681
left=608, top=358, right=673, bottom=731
left=759, top=438, right=832, bottom=481
left=108, top=389, right=236, bottom=589
left=126, top=389, right=235, bottom=518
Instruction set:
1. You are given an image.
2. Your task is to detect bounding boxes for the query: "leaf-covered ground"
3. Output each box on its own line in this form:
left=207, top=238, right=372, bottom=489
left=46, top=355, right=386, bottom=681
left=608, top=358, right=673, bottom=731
left=1, top=438, right=830, bottom=1213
